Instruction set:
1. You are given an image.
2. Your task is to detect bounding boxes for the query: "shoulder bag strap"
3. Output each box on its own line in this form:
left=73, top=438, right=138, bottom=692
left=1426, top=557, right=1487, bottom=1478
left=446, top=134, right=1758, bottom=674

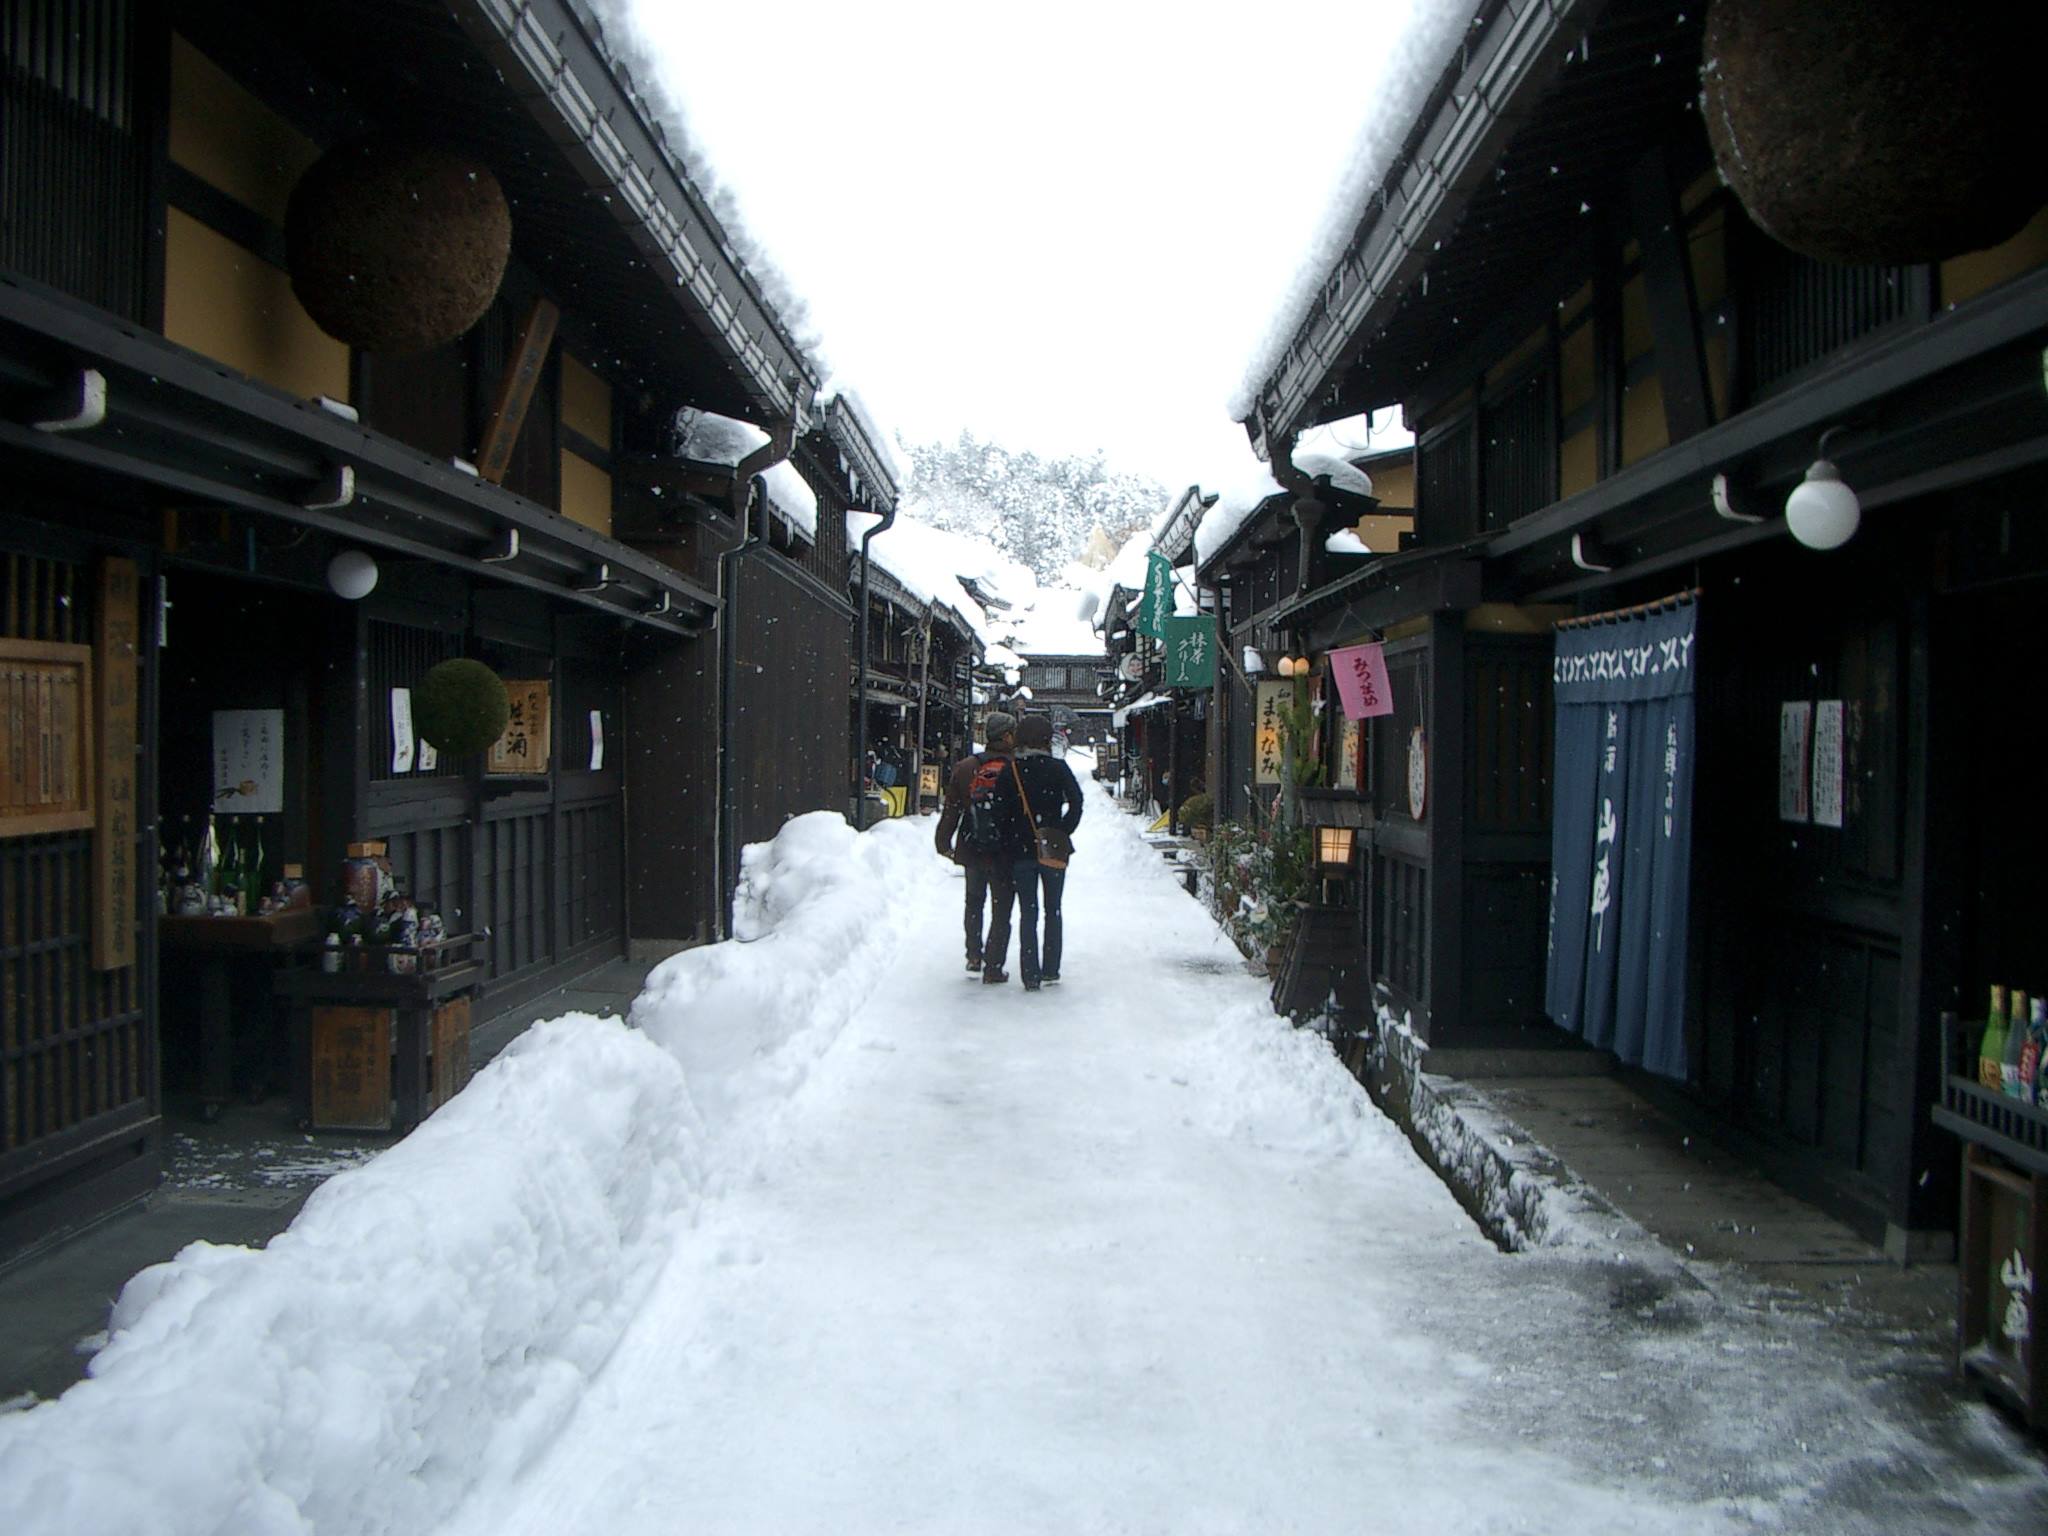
left=1010, top=757, right=1039, bottom=829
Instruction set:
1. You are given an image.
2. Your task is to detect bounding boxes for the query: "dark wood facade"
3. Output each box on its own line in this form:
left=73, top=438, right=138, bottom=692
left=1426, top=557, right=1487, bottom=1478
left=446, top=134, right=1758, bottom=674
left=0, top=0, right=829, bottom=1256
left=1238, top=0, right=2048, bottom=1255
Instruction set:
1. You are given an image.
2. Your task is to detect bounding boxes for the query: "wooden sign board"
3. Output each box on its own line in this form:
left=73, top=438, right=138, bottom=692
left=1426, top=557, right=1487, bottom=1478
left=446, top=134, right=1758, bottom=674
left=311, top=1005, right=392, bottom=1130
left=486, top=678, right=551, bottom=776
left=1, top=638, right=95, bottom=837
left=95, top=557, right=141, bottom=969
left=431, top=996, right=472, bottom=1110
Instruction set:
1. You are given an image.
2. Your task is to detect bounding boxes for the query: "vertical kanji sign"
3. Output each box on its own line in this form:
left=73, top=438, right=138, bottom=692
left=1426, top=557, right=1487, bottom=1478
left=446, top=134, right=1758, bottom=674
left=95, top=556, right=139, bottom=969
left=1254, top=681, right=1288, bottom=785
left=1139, top=552, right=1173, bottom=640
left=1162, top=615, right=1215, bottom=689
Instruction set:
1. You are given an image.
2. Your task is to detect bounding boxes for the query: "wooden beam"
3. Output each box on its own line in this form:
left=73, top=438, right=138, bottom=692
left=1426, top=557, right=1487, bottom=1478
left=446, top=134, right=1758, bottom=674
left=93, top=557, right=141, bottom=969
left=1630, top=148, right=1714, bottom=443
left=477, top=297, right=561, bottom=486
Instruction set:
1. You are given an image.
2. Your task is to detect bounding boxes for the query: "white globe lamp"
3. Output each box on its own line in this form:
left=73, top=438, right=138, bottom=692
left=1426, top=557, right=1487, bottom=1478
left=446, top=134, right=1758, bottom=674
left=327, top=548, right=380, bottom=600
left=1784, top=459, right=1860, bottom=551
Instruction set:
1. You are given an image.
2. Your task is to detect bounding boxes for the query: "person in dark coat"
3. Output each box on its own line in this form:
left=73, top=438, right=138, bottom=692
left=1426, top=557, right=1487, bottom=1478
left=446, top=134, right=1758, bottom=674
left=998, top=714, right=1085, bottom=990
left=934, top=711, right=1017, bottom=976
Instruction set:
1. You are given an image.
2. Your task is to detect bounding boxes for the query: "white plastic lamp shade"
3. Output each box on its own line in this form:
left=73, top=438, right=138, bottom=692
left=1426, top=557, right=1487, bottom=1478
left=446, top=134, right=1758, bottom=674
left=327, top=548, right=379, bottom=600
left=1243, top=646, right=1266, bottom=676
left=1784, top=460, right=1860, bottom=551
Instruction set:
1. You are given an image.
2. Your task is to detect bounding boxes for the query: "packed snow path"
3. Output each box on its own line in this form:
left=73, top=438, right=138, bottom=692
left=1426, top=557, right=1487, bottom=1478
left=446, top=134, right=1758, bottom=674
left=432, top=778, right=2046, bottom=1536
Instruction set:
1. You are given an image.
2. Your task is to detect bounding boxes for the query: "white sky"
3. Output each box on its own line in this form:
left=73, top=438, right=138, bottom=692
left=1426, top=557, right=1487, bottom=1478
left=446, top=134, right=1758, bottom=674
left=618, top=0, right=1437, bottom=489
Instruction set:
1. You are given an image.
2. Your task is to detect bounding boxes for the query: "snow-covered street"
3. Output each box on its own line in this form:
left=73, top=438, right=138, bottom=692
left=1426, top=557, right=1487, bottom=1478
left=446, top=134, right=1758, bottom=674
left=6, top=776, right=2047, bottom=1534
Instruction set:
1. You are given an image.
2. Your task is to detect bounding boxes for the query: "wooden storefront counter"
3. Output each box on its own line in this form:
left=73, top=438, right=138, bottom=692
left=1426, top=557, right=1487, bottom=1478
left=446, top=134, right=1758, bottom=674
left=274, top=939, right=480, bottom=1134
left=158, top=908, right=324, bottom=1120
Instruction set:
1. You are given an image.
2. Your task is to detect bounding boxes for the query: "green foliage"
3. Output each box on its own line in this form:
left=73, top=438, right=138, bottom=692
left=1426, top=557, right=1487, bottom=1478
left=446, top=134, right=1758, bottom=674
left=414, top=658, right=510, bottom=756
left=1276, top=676, right=1324, bottom=789
left=1178, top=791, right=1213, bottom=830
left=1201, top=815, right=1314, bottom=960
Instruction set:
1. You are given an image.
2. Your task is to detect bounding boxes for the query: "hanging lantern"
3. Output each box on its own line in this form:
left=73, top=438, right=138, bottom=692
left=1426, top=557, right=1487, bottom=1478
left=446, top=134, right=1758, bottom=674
left=286, top=136, right=512, bottom=354
left=1702, top=0, right=2042, bottom=266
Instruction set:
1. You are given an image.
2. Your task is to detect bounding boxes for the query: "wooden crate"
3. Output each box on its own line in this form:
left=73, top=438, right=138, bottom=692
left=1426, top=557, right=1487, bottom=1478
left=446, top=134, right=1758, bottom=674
left=310, top=1006, right=391, bottom=1131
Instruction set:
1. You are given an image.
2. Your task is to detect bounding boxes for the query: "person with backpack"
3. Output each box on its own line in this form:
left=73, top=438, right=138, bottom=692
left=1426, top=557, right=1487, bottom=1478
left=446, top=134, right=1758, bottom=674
left=1000, top=714, right=1085, bottom=991
left=934, top=711, right=1017, bottom=979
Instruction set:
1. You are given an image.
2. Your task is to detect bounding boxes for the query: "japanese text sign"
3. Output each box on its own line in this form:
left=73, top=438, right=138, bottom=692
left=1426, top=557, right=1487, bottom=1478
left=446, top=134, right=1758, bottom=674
left=1254, top=680, right=1289, bottom=785
left=1139, top=552, right=1173, bottom=640
left=1162, top=615, right=1215, bottom=689
left=1329, top=641, right=1394, bottom=720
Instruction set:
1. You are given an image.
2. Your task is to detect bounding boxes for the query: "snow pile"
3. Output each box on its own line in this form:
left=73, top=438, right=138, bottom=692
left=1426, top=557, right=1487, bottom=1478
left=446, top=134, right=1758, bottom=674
left=1295, top=451, right=1373, bottom=498
left=632, top=812, right=938, bottom=1154
left=1326, top=527, right=1371, bottom=555
left=850, top=507, right=1037, bottom=642
left=1191, top=459, right=1286, bottom=567
left=0, top=1015, right=701, bottom=1536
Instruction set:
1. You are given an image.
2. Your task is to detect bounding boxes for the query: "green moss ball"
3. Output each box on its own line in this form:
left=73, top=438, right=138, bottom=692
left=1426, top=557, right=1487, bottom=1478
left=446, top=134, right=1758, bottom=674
left=414, top=659, right=510, bottom=756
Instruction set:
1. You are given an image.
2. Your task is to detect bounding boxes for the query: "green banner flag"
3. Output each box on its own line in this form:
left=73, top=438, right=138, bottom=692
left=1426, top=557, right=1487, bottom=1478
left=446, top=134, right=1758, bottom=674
left=1139, top=552, right=1173, bottom=640
left=1163, top=614, right=1216, bottom=689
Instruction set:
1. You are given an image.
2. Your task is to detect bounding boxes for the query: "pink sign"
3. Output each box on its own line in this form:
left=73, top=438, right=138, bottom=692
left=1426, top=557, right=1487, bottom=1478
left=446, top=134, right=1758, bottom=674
left=1330, top=641, right=1395, bottom=720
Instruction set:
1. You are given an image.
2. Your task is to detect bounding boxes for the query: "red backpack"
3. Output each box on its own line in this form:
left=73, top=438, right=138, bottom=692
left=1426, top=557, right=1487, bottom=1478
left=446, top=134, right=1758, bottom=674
left=963, top=755, right=1010, bottom=854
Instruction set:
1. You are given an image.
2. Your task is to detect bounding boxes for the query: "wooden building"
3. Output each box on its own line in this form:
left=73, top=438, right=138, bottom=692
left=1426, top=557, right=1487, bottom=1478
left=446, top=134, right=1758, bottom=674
left=1236, top=0, right=2048, bottom=1258
left=0, top=0, right=826, bottom=1255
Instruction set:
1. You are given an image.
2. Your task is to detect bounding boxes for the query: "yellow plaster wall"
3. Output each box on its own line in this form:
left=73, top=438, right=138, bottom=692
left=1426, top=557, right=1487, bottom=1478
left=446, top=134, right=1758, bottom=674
left=560, top=450, right=614, bottom=536
left=1368, top=461, right=1414, bottom=510
left=1347, top=514, right=1415, bottom=553
left=1941, top=205, right=2048, bottom=309
left=169, top=35, right=318, bottom=225
left=1484, top=326, right=1548, bottom=390
left=560, top=353, right=613, bottom=447
left=1559, top=425, right=1599, bottom=498
left=1559, top=321, right=1597, bottom=418
left=1621, top=374, right=1669, bottom=466
left=163, top=208, right=349, bottom=400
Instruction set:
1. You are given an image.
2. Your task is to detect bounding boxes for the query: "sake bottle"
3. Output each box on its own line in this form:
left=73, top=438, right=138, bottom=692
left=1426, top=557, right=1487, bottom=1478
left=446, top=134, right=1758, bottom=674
left=2003, top=990, right=2031, bottom=1099
left=2018, top=998, right=2045, bottom=1106
left=1979, top=985, right=2008, bottom=1092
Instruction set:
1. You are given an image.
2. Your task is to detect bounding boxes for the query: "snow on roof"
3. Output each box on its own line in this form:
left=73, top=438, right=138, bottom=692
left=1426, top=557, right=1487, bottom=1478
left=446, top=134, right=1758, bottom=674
left=817, top=384, right=910, bottom=498
left=1191, top=458, right=1287, bottom=569
left=1229, top=5, right=1478, bottom=423
left=673, top=409, right=818, bottom=539
left=1007, top=588, right=1107, bottom=658
left=851, top=507, right=1036, bottom=645
left=1295, top=453, right=1373, bottom=500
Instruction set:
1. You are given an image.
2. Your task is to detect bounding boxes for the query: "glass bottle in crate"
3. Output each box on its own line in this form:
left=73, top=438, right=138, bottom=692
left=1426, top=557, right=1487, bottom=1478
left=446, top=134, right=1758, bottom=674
left=1979, top=985, right=2008, bottom=1091
left=2019, top=999, right=2045, bottom=1106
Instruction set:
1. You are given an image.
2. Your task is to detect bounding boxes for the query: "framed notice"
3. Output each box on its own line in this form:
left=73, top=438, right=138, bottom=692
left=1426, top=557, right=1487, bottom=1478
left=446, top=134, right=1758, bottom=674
left=214, top=708, right=283, bottom=812
left=486, top=679, right=552, bottom=776
left=1778, top=701, right=1812, bottom=823
left=1811, top=700, right=1845, bottom=829
left=2, top=638, right=95, bottom=837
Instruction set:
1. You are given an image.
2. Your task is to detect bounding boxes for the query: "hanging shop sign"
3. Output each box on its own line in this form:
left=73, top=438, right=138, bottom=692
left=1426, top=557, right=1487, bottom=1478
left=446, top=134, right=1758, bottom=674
left=486, top=679, right=551, bottom=775
left=1254, top=680, right=1288, bottom=785
left=1329, top=640, right=1395, bottom=720
left=390, top=688, right=417, bottom=775
left=94, top=557, right=141, bottom=970
left=1545, top=596, right=1698, bottom=1081
left=213, top=708, right=284, bottom=814
left=1139, top=552, right=1174, bottom=640
left=1163, top=615, right=1215, bottom=689
left=2, top=639, right=95, bottom=839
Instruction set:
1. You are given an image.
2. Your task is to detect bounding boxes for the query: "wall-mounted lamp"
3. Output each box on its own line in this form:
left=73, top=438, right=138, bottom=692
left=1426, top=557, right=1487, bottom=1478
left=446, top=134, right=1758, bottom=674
left=1276, top=654, right=1311, bottom=678
left=1316, top=826, right=1356, bottom=869
left=1710, top=472, right=1762, bottom=524
left=1785, top=431, right=1861, bottom=550
left=326, top=548, right=379, bottom=600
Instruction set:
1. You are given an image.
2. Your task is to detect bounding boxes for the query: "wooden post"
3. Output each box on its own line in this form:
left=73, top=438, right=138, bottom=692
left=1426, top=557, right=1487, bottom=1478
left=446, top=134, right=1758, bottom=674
left=94, top=556, right=140, bottom=970
left=476, top=297, right=561, bottom=486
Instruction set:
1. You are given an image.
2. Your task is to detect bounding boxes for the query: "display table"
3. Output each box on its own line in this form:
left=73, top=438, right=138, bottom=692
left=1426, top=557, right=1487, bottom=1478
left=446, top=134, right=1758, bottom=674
left=273, top=936, right=481, bottom=1133
left=1931, top=1011, right=2047, bottom=1438
left=159, top=908, right=324, bottom=1120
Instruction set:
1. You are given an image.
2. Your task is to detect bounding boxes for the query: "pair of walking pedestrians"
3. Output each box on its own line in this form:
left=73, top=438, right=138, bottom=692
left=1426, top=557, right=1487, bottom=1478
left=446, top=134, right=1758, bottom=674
left=933, top=712, right=1085, bottom=990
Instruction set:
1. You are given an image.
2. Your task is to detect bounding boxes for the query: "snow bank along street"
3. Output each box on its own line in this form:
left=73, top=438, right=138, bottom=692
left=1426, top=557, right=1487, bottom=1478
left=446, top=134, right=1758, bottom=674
left=4, top=779, right=2047, bottom=1533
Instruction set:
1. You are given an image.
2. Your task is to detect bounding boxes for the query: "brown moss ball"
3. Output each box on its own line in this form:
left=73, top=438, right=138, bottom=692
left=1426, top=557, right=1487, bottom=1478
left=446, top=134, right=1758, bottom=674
left=1702, top=0, right=2043, bottom=265
left=286, top=137, right=512, bottom=354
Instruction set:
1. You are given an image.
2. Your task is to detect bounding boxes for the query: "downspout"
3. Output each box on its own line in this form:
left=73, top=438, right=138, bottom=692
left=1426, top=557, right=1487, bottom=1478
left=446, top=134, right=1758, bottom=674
left=715, top=418, right=795, bottom=936
left=853, top=495, right=898, bottom=829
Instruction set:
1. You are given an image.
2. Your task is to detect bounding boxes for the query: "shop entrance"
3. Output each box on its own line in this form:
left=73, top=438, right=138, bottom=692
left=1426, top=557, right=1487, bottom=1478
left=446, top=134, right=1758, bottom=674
left=155, top=569, right=350, bottom=1118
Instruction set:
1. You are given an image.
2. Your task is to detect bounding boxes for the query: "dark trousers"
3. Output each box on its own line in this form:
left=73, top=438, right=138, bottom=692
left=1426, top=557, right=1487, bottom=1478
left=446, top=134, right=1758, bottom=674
left=964, top=858, right=1015, bottom=966
left=1009, top=857, right=1065, bottom=983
